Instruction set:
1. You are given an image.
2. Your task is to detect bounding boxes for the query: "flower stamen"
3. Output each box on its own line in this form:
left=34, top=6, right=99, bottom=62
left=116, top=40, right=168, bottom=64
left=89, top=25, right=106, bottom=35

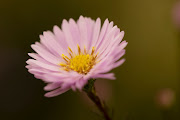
left=59, top=45, right=98, bottom=74
left=78, top=44, right=81, bottom=55
left=61, top=54, right=68, bottom=62
left=91, top=47, right=95, bottom=55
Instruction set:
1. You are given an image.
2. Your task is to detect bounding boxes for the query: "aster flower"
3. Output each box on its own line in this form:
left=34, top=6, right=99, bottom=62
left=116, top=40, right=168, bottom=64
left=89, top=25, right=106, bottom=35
left=26, top=16, right=127, bottom=98
left=26, top=16, right=127, bottom=120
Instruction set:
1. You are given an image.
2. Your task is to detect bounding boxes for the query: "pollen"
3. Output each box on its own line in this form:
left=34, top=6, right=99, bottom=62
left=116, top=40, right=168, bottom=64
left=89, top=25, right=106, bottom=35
left=59, top=45, right=98, bottom=74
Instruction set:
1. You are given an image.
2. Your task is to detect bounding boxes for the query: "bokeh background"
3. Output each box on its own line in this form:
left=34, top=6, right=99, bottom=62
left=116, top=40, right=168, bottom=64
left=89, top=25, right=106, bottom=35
left=0, top=0, right=180, bottom=120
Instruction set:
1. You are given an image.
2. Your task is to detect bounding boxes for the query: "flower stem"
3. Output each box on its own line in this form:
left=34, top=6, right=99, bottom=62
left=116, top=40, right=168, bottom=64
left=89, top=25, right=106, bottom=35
left=83, top=79, right=111, bottom=120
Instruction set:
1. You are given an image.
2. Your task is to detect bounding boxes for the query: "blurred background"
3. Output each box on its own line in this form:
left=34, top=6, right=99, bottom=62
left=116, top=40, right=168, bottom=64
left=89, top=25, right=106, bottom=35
left=0, top=0, right=180, bottom=120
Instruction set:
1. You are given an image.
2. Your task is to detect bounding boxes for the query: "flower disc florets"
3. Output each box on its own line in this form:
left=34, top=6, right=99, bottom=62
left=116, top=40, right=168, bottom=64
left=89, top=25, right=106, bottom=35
left=60, top=45, right=98, bottom=74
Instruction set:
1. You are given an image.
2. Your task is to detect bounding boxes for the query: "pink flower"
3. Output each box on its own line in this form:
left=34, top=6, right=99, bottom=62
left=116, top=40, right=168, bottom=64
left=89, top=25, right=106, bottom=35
left=26, top=16, right=127, bottom=97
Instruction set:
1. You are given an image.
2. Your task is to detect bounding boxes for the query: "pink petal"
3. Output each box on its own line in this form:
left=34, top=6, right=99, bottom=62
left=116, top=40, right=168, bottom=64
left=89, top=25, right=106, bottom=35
left=113, top=59, right=126, bottom=68
left=44, top=82, right=62, bottom=91
left=95, top=19, right=109, bottom=50
left=31, top=43, right=60, bottom=64
left=93, top=73, right=115, bottom=80
left=97, top=26, right=118, bottom=53
left=26, top=59, right=60, bottom=72
left=85, top=17, right=95, bottom=50
left=42, top=31, right=67, bottom=56
left=78, top=16, right=88, bottom=50
left=62, top=19, right=77, bottom=52
left=89, top=18, right=101, bottom=51
left=53, top=25, right=68, bottom=51
left=44, top=85, right=70, bottom=97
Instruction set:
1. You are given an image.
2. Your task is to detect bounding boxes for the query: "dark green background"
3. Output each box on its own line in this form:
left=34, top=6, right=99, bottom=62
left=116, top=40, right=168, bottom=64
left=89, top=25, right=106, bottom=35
left=0, top=0, right=179, bottom=120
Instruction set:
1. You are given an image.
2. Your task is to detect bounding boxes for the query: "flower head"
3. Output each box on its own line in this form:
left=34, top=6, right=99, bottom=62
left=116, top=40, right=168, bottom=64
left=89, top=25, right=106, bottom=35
left=26, top=16, right=127, bottom=97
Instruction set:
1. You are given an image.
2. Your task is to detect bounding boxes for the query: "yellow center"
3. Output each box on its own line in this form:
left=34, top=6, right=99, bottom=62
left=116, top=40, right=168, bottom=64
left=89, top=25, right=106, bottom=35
left=59, top=45, right=98, bottom=74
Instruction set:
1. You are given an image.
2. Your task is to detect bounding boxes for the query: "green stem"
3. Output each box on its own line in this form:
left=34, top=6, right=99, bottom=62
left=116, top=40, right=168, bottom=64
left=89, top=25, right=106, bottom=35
left=83, top=79, right=111, bottom=120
